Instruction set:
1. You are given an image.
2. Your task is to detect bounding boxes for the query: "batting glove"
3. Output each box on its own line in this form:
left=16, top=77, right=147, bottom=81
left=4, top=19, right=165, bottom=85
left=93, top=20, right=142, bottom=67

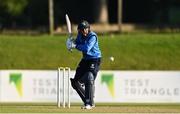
left=66, top=37, right=76, bottom=51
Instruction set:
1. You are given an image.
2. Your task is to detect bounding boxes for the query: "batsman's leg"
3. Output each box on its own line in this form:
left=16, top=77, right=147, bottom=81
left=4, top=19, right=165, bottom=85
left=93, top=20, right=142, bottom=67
left=84, top=72, right=95, bottom=106
left=70, top=78, right=86, bottom=104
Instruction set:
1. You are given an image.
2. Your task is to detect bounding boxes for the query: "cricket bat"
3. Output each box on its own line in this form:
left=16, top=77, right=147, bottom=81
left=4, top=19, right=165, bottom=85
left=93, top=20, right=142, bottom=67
left=65, top=14, right=72, bottom=37
left=65, top=14, right=73, bottom=51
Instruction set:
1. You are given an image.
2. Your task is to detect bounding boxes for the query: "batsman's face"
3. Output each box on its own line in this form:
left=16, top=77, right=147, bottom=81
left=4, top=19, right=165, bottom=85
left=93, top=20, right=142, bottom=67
left=80, top=28, right=89, bottom=37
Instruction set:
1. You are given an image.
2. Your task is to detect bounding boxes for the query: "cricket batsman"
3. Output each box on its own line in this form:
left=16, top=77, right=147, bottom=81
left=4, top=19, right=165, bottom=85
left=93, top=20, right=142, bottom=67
left=66, top=20, right=101, bottom=109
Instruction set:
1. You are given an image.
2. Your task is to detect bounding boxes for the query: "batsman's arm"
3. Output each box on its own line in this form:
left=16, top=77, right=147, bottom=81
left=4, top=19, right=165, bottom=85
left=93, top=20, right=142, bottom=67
left=75, top=35, right=96, bottom=53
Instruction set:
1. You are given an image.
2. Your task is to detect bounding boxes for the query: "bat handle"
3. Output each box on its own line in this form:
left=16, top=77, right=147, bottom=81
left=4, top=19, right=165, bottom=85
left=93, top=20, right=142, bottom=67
left=69, top=33, right=72, bottom=38
left=67, top=34, right=73, bottom=52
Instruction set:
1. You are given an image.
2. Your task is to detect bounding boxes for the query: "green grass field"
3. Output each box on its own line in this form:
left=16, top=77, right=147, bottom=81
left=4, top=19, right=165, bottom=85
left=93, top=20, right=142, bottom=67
left=1, top=103, right=180, bottom=113
left=1, top=33, right=180, bottom=113
left=0, top=33, right=180, bottom=70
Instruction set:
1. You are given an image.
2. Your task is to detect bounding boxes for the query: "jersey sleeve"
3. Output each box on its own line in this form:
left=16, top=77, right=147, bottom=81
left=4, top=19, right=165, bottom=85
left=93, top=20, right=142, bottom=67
left=76, top=35, right=96, bottom=53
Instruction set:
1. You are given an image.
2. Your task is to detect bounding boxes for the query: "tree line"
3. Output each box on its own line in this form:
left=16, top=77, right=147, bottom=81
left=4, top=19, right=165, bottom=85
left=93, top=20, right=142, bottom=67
left=0, top=0, right=88, bottom=30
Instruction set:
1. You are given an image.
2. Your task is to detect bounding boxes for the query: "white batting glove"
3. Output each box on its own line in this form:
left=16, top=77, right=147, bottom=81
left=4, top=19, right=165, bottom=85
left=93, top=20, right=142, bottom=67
left=71, top=41, right=76, bottom=48
left=66, top=37, right=76, bottom=51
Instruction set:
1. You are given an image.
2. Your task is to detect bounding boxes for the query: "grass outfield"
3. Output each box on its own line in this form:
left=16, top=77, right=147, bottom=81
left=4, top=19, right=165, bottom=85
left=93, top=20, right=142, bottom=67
left=0, top=33, right=180, bottom=70
left=1, top=103, right=180, bottom=113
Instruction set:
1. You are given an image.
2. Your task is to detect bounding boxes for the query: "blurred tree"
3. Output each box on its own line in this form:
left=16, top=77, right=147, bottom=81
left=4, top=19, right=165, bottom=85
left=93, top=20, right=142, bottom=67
left=0, top=0, right=30, bottom=28
left=0, top=0, right=29, bottom=16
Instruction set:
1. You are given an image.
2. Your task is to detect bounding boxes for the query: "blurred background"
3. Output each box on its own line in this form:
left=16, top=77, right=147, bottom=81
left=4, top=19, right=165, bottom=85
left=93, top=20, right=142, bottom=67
left=0, top=1, right=180, bottom=113
left=0, top=0, right=180, bottom=34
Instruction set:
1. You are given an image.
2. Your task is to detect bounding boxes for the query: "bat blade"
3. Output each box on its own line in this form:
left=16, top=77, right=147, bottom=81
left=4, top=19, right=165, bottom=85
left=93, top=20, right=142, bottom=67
left=65, top=14, right=73, bottom=52
left=65, top=14, right=72, bottom=36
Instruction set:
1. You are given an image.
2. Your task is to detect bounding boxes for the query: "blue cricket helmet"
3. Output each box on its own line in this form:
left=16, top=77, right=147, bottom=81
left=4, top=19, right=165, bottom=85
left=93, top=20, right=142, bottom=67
left=77, top=20, right=90, bottom=30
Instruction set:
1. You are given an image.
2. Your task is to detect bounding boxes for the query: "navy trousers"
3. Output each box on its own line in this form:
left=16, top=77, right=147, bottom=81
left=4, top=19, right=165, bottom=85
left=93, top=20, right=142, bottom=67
left=72, top=58, right=101, bottom=105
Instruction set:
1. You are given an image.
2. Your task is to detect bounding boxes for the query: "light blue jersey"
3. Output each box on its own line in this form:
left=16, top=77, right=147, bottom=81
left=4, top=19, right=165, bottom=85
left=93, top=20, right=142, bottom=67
left=75, top=31, right=101, bottom=60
